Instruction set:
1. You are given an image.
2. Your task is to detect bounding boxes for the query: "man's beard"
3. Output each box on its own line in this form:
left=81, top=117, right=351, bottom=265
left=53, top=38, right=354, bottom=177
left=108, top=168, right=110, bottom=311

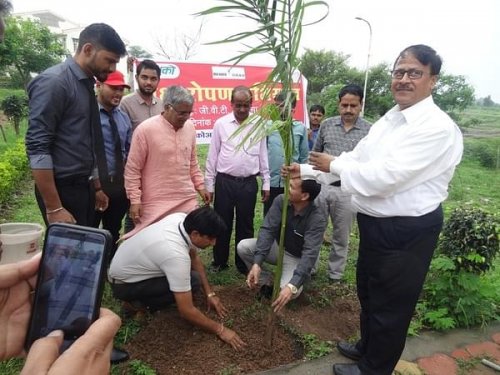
left=139, top=86, right=155, bottom=97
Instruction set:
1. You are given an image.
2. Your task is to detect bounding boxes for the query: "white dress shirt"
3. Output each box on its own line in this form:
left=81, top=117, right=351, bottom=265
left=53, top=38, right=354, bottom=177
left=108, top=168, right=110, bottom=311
left=205, top=112, right=270, bottom=192
left=302, top=96, right=463, bottom=217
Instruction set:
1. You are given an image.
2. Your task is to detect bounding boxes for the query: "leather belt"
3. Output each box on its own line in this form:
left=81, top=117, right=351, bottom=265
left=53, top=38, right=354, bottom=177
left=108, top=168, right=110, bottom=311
left=218, top=172, right=258, bottom=182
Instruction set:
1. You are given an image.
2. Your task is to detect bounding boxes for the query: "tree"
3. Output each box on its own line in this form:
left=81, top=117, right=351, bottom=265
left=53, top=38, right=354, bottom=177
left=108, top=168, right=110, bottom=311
left=299, top=49, right=353, bottom=94
left=127, top=45, right=153, bottom=59
left=433, top=73, right=475, bottom=113
left=362, top=63, right=393, bottom=118
left=198, top=0, right=329, bottom=347
left=478, top=95, right=496, bottom=107
left=0, top=94, right=28, bottom=136
left=0, top=17, right=66, bottom=89
left=154, top=20, right=204, bottom=61
left=299, top=48, right=476, bottom=120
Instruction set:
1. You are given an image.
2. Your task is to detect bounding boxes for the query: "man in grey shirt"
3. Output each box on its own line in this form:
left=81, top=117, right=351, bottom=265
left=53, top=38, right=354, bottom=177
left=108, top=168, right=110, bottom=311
left=25, top=24, right=129, bottom=364
left=26, top=23, right=127, bottom=227
left=238, top=178, right=326, bottom=312
left=120, top=59, right=163, bottom=130
left=312, top=84, right=371, bottom=282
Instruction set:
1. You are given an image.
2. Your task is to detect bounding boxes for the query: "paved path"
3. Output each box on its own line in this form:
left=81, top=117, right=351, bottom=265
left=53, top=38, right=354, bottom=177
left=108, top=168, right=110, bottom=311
left=253, top=321, right=500, bottom=374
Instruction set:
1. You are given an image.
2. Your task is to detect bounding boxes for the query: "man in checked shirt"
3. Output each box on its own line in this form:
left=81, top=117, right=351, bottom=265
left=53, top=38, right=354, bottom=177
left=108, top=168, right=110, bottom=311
left=311, top=84, right=371, bottom=282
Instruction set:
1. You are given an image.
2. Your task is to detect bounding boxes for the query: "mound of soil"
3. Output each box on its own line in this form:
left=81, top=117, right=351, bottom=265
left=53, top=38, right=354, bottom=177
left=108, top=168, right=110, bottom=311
left=122, top=284, right=360, bottom=374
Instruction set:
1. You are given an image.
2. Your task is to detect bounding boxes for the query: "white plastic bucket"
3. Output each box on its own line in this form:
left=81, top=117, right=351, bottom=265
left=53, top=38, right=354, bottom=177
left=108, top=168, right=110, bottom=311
left=0, top=223, right=44, bottom=264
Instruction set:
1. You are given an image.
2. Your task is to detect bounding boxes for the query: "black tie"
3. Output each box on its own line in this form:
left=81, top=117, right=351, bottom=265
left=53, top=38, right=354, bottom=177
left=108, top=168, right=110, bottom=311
left=85, top=78, right=108, bottom=181
left=105, top=111, right=124, bottom=177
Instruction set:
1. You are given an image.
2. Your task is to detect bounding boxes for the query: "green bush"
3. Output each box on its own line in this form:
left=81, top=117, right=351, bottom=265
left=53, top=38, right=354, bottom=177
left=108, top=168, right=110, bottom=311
left=420, top=255, right=499, bottom=329
left=460, top=117, right=481, bottom=128
left=475, top=145, right=498, bottom=169
left=439, top=207, right=499, bottom=274
left=415, top=207, right=500, bottom=331
left=0, top=140, right=29, bottom=205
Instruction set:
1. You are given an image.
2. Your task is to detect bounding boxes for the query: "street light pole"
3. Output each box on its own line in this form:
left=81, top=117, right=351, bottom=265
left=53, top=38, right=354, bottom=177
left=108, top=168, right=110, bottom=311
left=355, top=16, right=372, bottom=117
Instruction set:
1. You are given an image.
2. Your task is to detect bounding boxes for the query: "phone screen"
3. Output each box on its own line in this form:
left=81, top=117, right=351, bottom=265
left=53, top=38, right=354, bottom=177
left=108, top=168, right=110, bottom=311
left=25, top=224, right=110, bottom=351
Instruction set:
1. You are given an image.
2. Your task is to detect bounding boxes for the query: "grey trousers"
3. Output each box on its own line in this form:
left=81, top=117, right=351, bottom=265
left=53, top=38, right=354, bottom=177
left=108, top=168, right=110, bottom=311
left=237, top=238, right=303, bottom=297
left=315, top=185, right=355, bottom=279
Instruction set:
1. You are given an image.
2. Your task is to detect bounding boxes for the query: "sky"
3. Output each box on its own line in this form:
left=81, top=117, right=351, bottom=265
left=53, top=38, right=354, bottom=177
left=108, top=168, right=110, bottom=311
left=13, top=0, right=500, bottom=102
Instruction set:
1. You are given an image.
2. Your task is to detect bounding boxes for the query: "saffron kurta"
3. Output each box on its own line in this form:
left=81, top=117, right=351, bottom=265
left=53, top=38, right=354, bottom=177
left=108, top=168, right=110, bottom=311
left=123, top=115, right=204, bottom=239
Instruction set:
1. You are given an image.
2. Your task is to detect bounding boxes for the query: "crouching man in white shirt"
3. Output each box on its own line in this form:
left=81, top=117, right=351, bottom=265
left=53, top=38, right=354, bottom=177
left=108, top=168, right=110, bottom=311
left=109, top=206, right=246, bottom=351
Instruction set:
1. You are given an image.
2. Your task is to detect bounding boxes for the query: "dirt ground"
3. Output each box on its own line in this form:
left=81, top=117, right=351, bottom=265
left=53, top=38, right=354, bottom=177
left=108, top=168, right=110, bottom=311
left=119, top=283, right=360, bottom=374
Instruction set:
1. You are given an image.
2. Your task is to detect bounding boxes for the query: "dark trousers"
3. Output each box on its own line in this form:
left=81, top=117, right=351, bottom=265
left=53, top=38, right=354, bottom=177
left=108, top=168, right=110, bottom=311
left=93, top=179, right=129, bottom=258
left=35, top=176, right=95, bottom=226
left=355, top=206, right=443, bottom=375
left=111, top=272, right=201, bottom=311
left=213, top=173, right=258, bottom=273
left=123, top=213, right=134, bottom=233
left=263, top=186, right=284, bottom=217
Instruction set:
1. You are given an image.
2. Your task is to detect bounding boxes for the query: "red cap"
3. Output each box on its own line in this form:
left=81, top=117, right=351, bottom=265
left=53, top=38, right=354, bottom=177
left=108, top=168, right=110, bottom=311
left=101, top=71, right=130, bottom=88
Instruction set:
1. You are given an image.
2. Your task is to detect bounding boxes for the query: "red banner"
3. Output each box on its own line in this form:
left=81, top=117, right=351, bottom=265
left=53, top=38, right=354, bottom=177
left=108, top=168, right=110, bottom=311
left=136, top=61, right=307, bottom=144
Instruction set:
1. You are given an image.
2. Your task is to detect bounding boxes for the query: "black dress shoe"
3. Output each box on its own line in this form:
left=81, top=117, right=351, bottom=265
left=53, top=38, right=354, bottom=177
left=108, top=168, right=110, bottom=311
left=111, top=347, right=130, bottom=364
left=337, top=341, right=362, bottom=361
left=333, top=363, right=362, bottom=375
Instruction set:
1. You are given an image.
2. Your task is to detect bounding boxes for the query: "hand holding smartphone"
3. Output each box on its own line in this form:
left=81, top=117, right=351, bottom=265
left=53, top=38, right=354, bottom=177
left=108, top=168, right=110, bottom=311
left=25, top=223, right=112, bottom=352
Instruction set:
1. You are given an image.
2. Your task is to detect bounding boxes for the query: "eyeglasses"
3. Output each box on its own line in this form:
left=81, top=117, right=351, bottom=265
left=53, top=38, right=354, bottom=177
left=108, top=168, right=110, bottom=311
left=167, top=104, right=192, bottom=117
left=391, top=69, right=427, bottom=80
left=232, top=102, right=251, bottom=110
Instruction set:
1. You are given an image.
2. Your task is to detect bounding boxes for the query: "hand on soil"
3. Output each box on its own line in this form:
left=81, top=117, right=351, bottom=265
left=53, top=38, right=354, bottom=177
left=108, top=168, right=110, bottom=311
left=219, top=327, right=246, bottom=351
left=207, top=296, right=228, bottom=319
left=271, top=287, right=293, bottom=313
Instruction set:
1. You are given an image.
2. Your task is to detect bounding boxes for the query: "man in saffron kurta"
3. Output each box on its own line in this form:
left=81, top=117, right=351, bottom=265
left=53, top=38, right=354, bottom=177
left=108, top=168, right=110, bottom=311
left=123, top=86, right=209, bottom=239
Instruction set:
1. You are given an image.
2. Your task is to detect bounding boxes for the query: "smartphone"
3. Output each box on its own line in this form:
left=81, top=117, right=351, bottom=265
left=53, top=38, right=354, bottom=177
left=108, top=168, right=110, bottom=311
left=25, top=223, right=112, bottom=352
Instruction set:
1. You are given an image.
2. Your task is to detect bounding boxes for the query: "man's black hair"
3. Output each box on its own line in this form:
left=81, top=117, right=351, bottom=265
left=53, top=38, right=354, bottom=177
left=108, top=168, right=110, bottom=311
left=231, top=85, right=252, bottom=103
left=137, top=59, right=161, bottom=77
left=301, top=179, right=322, bottom=201
left=309, top=104, right=325, bottom=114
left=338, top=84, right=364, bottom=101
left=183, top=206, right=227, bottom=238
left=395, top=44, right=442, bottom=75
left=77, top=23, right=127, bottom=56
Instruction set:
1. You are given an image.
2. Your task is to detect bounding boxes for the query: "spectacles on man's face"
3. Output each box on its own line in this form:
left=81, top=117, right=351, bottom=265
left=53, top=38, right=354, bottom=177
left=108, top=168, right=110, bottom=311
left=391, top=69, right=427, bottom=80
left=168, top=104, right=192, bottom=117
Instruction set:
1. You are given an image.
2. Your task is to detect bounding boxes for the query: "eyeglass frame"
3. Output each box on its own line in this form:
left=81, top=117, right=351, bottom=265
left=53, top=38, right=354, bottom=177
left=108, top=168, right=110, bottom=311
left=390, top=69, right=433, bottom=80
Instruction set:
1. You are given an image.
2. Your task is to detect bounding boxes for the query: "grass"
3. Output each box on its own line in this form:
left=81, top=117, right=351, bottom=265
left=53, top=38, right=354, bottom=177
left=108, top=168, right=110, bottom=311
left=301, top=333, right=333, bottom=360
left=0, top=118, right=27, bottom=154
left=0, top=105, right=499, bottom=374
left=460, top=105, right=500, bottom=130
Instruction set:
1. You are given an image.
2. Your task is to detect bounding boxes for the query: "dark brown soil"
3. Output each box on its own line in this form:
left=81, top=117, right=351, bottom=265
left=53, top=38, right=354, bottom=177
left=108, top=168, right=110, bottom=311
left=121, top=283, right=360, bottom=374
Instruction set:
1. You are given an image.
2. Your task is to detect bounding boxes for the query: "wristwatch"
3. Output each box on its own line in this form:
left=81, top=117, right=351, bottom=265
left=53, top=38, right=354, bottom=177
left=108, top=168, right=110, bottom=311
left=287, top=283, right=298, bottom=295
